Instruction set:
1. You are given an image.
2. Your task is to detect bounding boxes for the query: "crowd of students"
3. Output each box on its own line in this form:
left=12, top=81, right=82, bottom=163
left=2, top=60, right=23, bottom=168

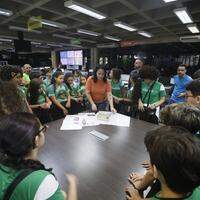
left=0, top=61, right=200, bottom=200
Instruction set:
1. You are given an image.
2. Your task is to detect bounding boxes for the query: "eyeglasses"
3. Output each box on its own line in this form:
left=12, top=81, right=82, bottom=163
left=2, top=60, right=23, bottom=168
left=38, top=125, right=48, bottom=135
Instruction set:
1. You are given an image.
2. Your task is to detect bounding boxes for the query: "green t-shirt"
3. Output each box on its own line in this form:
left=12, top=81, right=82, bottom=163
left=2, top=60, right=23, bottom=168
left=37, top=91, right=47, bottom=104
left=69, top=84, right=79, bottom=98
left=151, top=186, right=200, bottom=200
left=23, top=73, right=30, bottom=85
left=127, top=86, right=134, bottom=99
left=43, top=78, right=51, bottom=88
left=47, top=84, right=68, bottom=103
left=78, top=85, right=85, bottom=96
left=111, top=80, right=124, bottom=98
left=43, top=78, right=51, bottom=93
left=19, top=86, right=28, bottom=97
left=17, top=87, right=30, bottom=113
left=141, top=81, right=166, bottom=105
left=0, top=165, right=64, bottom=200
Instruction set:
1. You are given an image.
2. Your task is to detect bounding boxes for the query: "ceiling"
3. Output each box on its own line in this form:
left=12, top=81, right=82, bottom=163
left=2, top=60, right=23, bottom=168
left=0, top=0, right=200, bottom=52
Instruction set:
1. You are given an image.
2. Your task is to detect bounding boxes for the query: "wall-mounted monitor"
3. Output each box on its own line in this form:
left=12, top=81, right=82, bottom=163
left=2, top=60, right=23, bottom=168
left=60, top=50, right=83, bottom=66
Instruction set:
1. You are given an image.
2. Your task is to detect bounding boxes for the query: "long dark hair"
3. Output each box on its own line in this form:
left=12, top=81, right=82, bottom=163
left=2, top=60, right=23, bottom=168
left=93, top=66, right=107, bottom=83
left=0, top=81, right=24, bottom=117
left=0, top=113, right=48, bottom=171
left=29, top=78, right=43, bottom=105
left=64, top=72, right=74, bottom=91
left=51, top=71, right=63, bottom=92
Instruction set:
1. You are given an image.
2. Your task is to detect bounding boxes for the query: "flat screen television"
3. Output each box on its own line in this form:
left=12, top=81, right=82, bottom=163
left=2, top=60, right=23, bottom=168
left=14, top=40, right=32, bottom=53
left=60, top=50, right=83, bottom=66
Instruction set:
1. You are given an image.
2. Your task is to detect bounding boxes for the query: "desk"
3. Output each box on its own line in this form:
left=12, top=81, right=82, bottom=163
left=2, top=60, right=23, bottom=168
left=38, top=118, right=158, bottom=200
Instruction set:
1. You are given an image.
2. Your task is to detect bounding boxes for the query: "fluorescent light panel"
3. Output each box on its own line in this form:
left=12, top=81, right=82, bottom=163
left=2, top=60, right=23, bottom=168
left=163, top=0, right=177, bottom=2
left=77, top=29, right=101, bottom=36
left=0, top=8, right=13, bottom=16
left=31, top=41, right=42, bottom=45
left=0, top=38, right=12, bottom=42
left=173, top=7, right=193, bottom=24
left=104, top=35, right=121, bottom=41
left=52, top=34, right=74, bottom=40
left=42, top=20, right=67, bottom=29
left=64, top=0, right=106, bottom=20
left=30, top=17, right=67, bottom=29
left=47, top=43, right=63, bottom=47
left=138, top=31, right=153, bottom=38
left=114, top=21, right=137, bottom=32
left=187, top=24, right=200, bottom=33
left=9, top=26, right=42, bottom=34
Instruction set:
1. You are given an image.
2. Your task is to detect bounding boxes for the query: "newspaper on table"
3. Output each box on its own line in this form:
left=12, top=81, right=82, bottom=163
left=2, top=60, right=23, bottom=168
left=60, top=112, right=130, bottom=130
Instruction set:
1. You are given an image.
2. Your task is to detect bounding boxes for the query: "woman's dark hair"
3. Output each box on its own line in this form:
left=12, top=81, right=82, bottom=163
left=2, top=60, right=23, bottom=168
left=186, top=79, right=200, bottom=97
left=139, top=65, right=160, bottom=80
left=145, top=126, right=200, bottom=194
left=0, top=65, right=23, bottom=81
left=93, top=66, right=107, bottom=83
left=0, top=113, right=48, bottom=170
left=28, top=78, right=43, bottom=105
left=160, top=103, right=200, bottom=135
left=29, top=71, right=42, bottom=80
left=64, top=72, right=74, bottom=91
left=0, top=81, right=24, bottom=117
left=111, top=68, right=121, bottom=82
left=51, top=71, right=63, bottom=92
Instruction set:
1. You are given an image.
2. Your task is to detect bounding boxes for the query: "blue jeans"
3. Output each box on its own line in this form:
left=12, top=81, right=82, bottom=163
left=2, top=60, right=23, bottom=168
left=90, top=101, right=108, bottom=112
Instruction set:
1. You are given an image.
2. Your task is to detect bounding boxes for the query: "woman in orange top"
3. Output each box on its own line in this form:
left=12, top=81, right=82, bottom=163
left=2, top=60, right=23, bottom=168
left=86, top=67, right=116, bottom=112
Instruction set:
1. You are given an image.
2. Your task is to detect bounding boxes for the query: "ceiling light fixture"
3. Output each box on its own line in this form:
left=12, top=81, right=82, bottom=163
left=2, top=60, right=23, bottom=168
left=60, top=42, right=82, bottom=48
left=52, top=34, right=74, bottom=40
left=47, top=43, right=63, bottom=47
left=162, top=0, right=177, bottom=3
left=113, top=21, right=137, bottom=32
left=187, top=24, right=200, bottom=33
left=30, top=17, right=67, bottom=29
left=42, top=19, right=67, bottom=29
left=9, top=26, right=42, bottom=34
left=104, top=35, right=121, bottom=41
left=0, top=8, right=13, bottom=16
left=53, top=33, right=96, bottom=43
left=31, top=41, right=42, bottom=45
left=0, top=38, right=12, bottom=42
left=173, top=7, right=193, bottom=24
left=64, top=0, right=106, bottom=20
left=138, top=31, right=153, bottom=38
left=77, top=29, right=101, bottom=36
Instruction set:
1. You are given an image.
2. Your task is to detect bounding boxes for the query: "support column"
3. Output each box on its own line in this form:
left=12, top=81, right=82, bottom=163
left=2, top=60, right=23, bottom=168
left=51, top=51, right=57, bottom=69
left=90, top=47, right=98, bottom=69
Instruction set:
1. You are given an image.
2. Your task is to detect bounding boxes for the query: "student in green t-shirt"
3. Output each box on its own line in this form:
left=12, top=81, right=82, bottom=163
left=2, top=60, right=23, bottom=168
left=0, top=112, right=77, bottom=200
left=109, top=68, right=124, bottom=113
left=78, top=75, right=88, bottom=111
left=43, top=68, right=53, bottom=92
left=22, top=64, right=31, bottom=86
left=137, top=66, right=166, bottom=123
left=125, top=126, right=200, bottom=200
left=28, top=78, right=52, bottom=124
left=64, top=72, right=84, bottom=114
left=47, top=71, right=71, bottom=120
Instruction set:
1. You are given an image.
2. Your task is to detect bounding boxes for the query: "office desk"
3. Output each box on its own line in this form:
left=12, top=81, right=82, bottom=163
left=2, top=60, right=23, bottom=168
left=38, top=118, right=158, bottom=200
